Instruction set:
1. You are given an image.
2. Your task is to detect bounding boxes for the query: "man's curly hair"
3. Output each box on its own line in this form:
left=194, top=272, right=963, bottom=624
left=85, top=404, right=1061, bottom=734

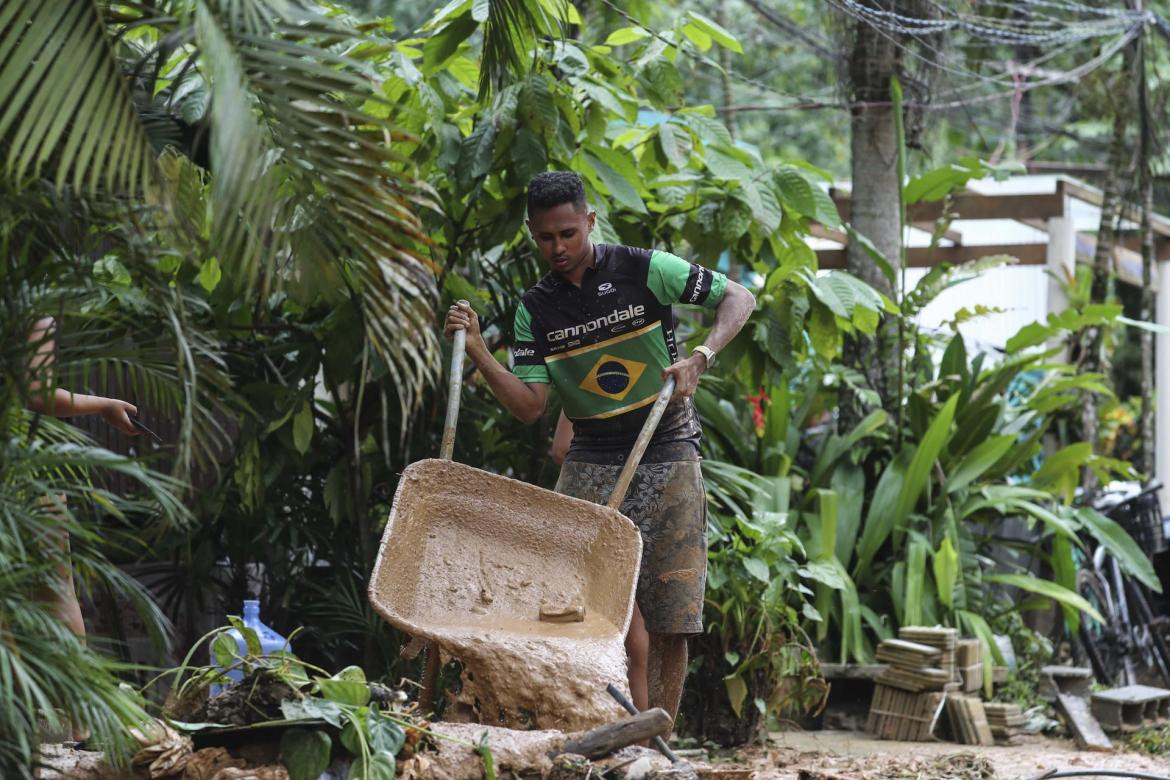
left=527, top=171, right=587, bottom=215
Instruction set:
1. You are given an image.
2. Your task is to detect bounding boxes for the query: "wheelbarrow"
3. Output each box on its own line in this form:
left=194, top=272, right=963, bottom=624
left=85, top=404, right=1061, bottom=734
left=368, top=312, right=675, bottom=715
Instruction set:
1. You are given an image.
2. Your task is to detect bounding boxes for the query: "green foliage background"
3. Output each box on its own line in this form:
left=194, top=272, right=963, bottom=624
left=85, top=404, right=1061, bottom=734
left=1, top=0, right=1167, bottom=769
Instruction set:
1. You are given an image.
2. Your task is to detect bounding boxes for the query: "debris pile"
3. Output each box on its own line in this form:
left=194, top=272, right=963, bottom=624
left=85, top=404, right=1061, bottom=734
left=983, top=702, right=1025, bottom=744
left=867, top=636, right=952, bottom=740
left=864, top=626, right=999, bottom=745
left=957, top=638, right=983, bottom=694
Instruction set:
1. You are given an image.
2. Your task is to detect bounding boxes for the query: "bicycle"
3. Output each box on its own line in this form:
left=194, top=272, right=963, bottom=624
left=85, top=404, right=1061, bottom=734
left=1074, top=480, right=1170, bottom=688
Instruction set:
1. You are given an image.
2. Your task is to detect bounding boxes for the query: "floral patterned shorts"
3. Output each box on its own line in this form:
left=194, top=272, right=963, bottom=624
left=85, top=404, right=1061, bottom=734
left=554, top=460, right=707, bottom=635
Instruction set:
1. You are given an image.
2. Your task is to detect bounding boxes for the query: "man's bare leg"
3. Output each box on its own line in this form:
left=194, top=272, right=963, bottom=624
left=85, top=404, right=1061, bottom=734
left=647, top=633, right=688, bottom=722
left=626, top=605, right=650, bottom=712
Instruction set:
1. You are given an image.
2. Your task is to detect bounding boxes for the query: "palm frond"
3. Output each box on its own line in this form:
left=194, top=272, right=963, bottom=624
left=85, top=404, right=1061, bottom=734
left=0, top=579, right=149, bottom=776
left=480, top=0, right=571, bottom=98
left=190, top=0, right=442, bottom=411
left=0, top=0, right=156, bottom=195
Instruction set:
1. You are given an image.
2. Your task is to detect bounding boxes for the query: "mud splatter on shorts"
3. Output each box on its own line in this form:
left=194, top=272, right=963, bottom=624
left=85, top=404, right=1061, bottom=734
left=554, top=460, right=707, bottom=635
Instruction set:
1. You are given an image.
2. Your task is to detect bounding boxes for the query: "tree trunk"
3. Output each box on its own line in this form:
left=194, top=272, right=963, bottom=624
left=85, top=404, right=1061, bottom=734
left=846, top=8, right=900, bottom=297
left=1138, top=28, right=1155, bottom=478
left=841, top=2, right=902, bottom=428
left=1079, top=46, right=1135, bottom=487
left=848, top=105, right=900, bottom=295
left=717, top=0, right=736, bottom=143
left=1140, top=164, right=1154, bottom=478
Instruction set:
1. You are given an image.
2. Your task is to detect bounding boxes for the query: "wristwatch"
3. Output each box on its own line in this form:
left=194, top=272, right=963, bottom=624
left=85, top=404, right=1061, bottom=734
left=693, top=345, right=716, bottom=368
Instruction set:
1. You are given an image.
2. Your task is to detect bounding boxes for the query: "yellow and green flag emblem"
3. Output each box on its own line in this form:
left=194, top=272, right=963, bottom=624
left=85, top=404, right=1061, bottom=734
left=579, top=354, right=647, bottom=401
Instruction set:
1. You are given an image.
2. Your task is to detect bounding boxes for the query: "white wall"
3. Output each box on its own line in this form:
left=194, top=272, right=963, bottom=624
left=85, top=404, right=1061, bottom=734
left=903, top=263, right=1049, bottom=353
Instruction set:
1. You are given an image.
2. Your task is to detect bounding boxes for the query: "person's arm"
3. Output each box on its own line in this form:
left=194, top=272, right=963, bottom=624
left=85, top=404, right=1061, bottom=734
left=663, top=279, right=754, bottom=398
left=697, top=278, right=755, bottom=358
left=26, top=317, right=141, bottom=435
left=444, top=302, right=549, bottom=424
left=645, top=249, right=756, bottom=398
left=550, top=410, right=574, bottom=465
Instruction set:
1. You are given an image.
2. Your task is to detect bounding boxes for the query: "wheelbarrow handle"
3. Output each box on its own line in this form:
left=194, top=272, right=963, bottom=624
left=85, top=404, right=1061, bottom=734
left=439, top=303, right=468, bottom=461
left=606, top=376, right=676, bottom=511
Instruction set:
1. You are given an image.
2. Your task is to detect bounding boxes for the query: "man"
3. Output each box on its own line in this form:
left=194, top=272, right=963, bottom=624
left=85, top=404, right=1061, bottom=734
left=444, top=171, right=754, bottom=720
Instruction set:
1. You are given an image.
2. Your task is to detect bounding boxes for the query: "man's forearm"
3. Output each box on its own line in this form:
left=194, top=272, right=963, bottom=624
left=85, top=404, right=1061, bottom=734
left=703, top=281, right=755, bottom=355
left=467, top=346, right=546, bottom=423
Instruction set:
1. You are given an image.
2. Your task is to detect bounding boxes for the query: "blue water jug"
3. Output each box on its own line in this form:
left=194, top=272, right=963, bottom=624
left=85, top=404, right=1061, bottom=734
left=209, top=600, right=291, bottom=696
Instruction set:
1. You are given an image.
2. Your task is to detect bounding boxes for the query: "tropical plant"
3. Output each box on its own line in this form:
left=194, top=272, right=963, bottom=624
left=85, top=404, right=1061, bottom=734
left=0, top=0, right=558, bottom=772
left=0, top=251, right=198, bottom=774
left=682, top=148, right=1162, bottom=749
left=157, top=622, right=449, bottom=780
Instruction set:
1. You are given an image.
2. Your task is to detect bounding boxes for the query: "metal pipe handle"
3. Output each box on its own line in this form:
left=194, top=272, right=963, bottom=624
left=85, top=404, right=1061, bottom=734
left=439, top=302, right=468, bottom=461
left=606, top=683, right=679, bottom=763
left=606, top=377, right=676, bottom=511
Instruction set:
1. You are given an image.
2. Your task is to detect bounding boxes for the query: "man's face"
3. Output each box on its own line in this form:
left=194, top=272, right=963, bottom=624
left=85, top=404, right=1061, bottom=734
left=527, top=202, right=596, bottom=277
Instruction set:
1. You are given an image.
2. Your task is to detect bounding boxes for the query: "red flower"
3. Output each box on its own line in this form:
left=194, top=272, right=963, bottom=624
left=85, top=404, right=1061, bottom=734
left=745, top=387, right=769, bottom=437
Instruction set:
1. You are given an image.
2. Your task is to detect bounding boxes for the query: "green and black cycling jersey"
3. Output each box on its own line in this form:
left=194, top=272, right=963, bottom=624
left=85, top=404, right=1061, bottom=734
left=511, top=243, right=728, bottom=464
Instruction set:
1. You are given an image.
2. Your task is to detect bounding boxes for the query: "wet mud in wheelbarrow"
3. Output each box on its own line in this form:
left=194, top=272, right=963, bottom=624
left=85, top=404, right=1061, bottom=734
left=368, top=457, right=643, bottom=732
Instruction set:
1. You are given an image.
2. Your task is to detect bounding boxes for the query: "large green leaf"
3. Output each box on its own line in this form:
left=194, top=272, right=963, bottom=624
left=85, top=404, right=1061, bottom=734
left=605, top=26, right=651, bottom=46
left=945, top=435, right=1014, bottom=494
left=657, top=122, right=692, bottom=169
left=810, top=409, right=887, bottom=487
left=369, top=717, right=406, bottom=755
left=856, top=396, right=957, bottom=578
left=855, top=450, right=911, bottom=577
left=724, top=674, right=748, bottom=718
left=350, top=752, right=397, bottom=780
left=423, top=11, right=477, bottom=72
left=684, top=11, right=743, bottom=53
left=894, top=394, right=959, bottom=526
left=1076, top=508, right=1162, bottom=592
left=832, top=463, right=866, bottom=565
left=280, top=728, right=331, bottom=780
left=817, top=489, right=838, bottom=561
left=704, top=145, right=753, bottom=184
left=903, top=540, right=927, bottom=626
left=292, top=401, right=314, bottom=454
left=984, top=573, right=1103, bottom=623
left=743, top=557, right=770, bottom=583
left=1030, top=442, right=1092, bottom=501
left=932, top=534, right=959, bottom=609
left=774, top=167, right=816, bottom=218
left=1051, top=535, right=1080, bottom=633
left=583, top=146, right=647, bottom=213
left=843, top=225, right=896, bottom=287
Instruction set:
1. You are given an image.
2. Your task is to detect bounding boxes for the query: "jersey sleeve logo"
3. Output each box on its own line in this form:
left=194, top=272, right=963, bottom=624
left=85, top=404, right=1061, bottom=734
left=579, top=354, right=647, bottom=401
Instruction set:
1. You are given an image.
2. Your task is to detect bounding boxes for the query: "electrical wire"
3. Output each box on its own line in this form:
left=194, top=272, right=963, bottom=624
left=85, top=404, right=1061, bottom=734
left=1023, top=771, right=1170, bottom=780
left=593, top=0, right=1161, bottom=122
left=596, top=0, right=842, bottom=111
left=822, top=0, right=1151, bottom=109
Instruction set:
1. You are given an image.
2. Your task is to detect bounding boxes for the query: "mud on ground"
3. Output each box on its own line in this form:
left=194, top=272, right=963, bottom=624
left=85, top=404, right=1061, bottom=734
left=713, top=730, right=1170, bottom=779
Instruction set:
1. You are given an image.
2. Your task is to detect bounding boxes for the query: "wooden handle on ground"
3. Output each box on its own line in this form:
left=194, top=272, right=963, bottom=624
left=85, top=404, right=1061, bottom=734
left=555, top=708, right=672, bottom=759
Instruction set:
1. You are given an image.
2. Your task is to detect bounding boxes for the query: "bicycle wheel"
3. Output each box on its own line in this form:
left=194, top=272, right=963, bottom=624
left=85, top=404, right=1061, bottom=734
left=1123, top=577, right=1170, bottom=687
left=1077, top=566, right=1129, bottom=687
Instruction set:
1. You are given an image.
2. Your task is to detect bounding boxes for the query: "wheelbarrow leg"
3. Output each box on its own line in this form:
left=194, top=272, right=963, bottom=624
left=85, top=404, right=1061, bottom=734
left=420, top=640, right=441, bottom=714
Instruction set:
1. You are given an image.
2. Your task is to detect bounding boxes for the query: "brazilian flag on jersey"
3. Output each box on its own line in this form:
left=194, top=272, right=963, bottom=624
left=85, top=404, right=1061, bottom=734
left=546, top=320, right=672, bottom=420
left=510, top=244, right=727, bottom=427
